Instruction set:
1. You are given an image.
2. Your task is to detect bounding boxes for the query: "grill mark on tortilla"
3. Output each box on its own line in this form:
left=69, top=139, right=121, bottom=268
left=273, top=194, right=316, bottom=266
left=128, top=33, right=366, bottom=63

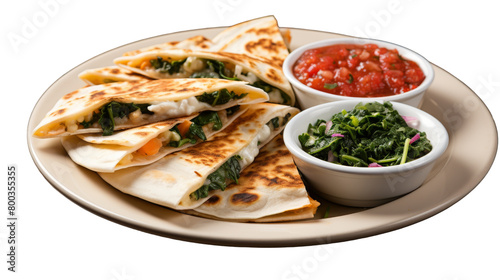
left=238, top=138, right=304, bottom=188
left=230, top=192, right=259, bottom=204
left=192, top=36, right=211, bottom=48
left=265, top=68, right=283, bottom=84
left=110, top=68, right=120, bottom=74
left=175, top=106, right=265, bottom=167
left=245, top=38, right=285, bottom=55
left=89, top=90, right=106, bottom=100
left=194, top=171, right=202, bottom=177
left=247, top=25, right=277, bottom=35
left=133, top=131, right=149, bottom=137
left=205, top=195, right=220, bottom=205
left=50, top=108, right=66, bottom=116
left=180, top=142, right=234, bottom=166
left=63, top=90, right=79, bottom=100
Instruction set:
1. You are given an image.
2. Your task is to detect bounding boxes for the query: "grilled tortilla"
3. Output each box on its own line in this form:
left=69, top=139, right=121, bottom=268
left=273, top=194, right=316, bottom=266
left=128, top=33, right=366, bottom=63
left=33, top=78, right=268, bottom=138
left=99, top=103, right=299, bottom=210
left=186, top=135, right=320, bottom=222
left=78, top=66, right=151, bottom=85
left=61, top=105, right=248, bottom=172
left=113, top=16, right=294, bottom=105
left=212, top=15, right=290, bottom=66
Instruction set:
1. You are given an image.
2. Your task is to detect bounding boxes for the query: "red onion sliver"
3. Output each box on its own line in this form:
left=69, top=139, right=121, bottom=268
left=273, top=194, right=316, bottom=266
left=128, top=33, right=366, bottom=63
left=325, top=121, right=333, bottom=134
left=401, top=115, right=417, bottom=122
left=402, top=115, right=419, bottom=127
left=331, top=133, right=344, bottom=138
left=368, top=162, right=383, bottom=167
left=410, top=133, right=420, bottom=144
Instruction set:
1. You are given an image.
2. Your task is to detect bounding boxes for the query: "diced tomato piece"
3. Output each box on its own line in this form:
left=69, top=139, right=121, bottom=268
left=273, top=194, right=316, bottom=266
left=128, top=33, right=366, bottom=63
left=405, top=67, right=425, bottom=84
left=384, top=70, right=405, bottom=90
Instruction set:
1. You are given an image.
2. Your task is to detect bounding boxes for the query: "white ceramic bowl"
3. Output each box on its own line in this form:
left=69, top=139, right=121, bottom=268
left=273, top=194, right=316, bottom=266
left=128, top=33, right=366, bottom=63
left=283, top=37, right=435, bottom=109
left=284, top=100, right=449, bottom=207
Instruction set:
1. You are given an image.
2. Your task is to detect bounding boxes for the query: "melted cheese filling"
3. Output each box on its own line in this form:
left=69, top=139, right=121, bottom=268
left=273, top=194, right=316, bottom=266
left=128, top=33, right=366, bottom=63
left=147, top=96, right=213, bottom=119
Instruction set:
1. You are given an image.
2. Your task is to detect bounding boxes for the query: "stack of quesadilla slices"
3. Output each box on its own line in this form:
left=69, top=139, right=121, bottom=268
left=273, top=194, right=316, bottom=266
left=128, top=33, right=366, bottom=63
left=33, top=16, right=320, bottom=222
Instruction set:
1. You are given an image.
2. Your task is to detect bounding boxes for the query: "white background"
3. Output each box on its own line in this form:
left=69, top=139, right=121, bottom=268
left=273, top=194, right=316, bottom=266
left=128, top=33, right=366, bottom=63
left=1, top=0, right=499, bottom=279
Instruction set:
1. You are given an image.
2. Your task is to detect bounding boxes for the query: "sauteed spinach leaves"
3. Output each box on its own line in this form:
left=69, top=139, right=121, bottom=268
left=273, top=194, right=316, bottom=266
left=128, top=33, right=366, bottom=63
left=298, top=102, right=432, bottom=167
left=190, top=59, right=238, bottom=80
left=196, top=88, right=248, bottom=106
left=169, top=107, right=238, bottom=148
left=190, top=155, right=242, bottom=200
left=150, top=57, right=187, bottom=74
left=81, top=102, right=153, bottom=136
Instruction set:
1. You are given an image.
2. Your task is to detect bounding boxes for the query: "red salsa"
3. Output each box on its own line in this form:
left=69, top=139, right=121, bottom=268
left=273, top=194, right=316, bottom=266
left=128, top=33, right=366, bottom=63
left=293, top=44, right=425, bottom=97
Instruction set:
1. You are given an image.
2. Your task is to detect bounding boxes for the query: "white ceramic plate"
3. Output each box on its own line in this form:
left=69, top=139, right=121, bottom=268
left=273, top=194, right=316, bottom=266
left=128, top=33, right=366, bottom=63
left=27, top=27, right=498, bottom=247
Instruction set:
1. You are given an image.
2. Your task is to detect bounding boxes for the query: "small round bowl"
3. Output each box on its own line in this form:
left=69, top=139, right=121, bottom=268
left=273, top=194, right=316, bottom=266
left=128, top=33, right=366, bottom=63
left=284, top=100, right=448, bottom=207
left=283, top=37, right=435, bottom=109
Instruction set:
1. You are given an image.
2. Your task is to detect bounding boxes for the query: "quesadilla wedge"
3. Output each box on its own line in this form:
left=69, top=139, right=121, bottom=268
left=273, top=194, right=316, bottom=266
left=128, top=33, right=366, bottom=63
left=78, top=66, right=151, bottom=85
left=212, top=15, right=290, bottom=64
left=33, top=78, right=268, bottom=138
left=99, top=103, right=299, bottom=210
left=61, top=105, right=248, bottom=172
left=185, top=134, right=320, bottom=222
left=114, top=49, right=294, bottom=105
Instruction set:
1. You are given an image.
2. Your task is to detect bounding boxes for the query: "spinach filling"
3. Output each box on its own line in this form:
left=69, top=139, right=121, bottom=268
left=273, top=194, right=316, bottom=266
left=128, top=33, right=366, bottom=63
left=168, top=106, right=239, bottom=148
left=268, top=113, right=292, bottom=130
left=190, top=60, right=239, bottom=80
left=189, top=59, right=291, bottom=105
left=298, top=101, right=432, bottom=167
left=190, top=155, right=242, bottom=200
left=196, top=88, right=248, bottom=106
left=251, top=80, right=291, bottom=105
left=150, top=57, right=187, bottom=74
left=79, top=92, right=242, bottom=137
left=80, top=101, right=153, bottom=136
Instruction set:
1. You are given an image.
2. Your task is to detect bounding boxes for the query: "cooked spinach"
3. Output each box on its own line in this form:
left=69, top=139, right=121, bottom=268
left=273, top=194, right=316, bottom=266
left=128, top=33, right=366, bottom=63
left=189, top=71, right=220, bottom=79
left=190, top=155, right=242, bottom=200
left=80, top=101, right=153, bottom=136
left=150, top=57, right=187, bottom=74
left=251, top=80, right=273, bottom=93
left=196, top=88, right=248, bottom=106
left=206, top=60, right=239, bottom=80
left=283, top=113, right=292, bottom=125
left=168, top=111, right=226, bottom=147
left=167, top=125, right=196, bottom=148
left=251, top=80, right=291, bottom=105
left=193, top=111, right=223, bottom=131
left=189, top=59, right=239, bottom=80
left=225, top=105, right=240, bottom=116
left=298, top=101, right=432, bottom=167
left=269, top=117, right=280, bottom=129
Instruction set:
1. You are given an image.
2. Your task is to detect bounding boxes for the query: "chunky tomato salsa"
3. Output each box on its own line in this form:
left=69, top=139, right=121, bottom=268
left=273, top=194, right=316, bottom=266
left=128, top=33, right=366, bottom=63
left=293, top=44, right=425, bottom=97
